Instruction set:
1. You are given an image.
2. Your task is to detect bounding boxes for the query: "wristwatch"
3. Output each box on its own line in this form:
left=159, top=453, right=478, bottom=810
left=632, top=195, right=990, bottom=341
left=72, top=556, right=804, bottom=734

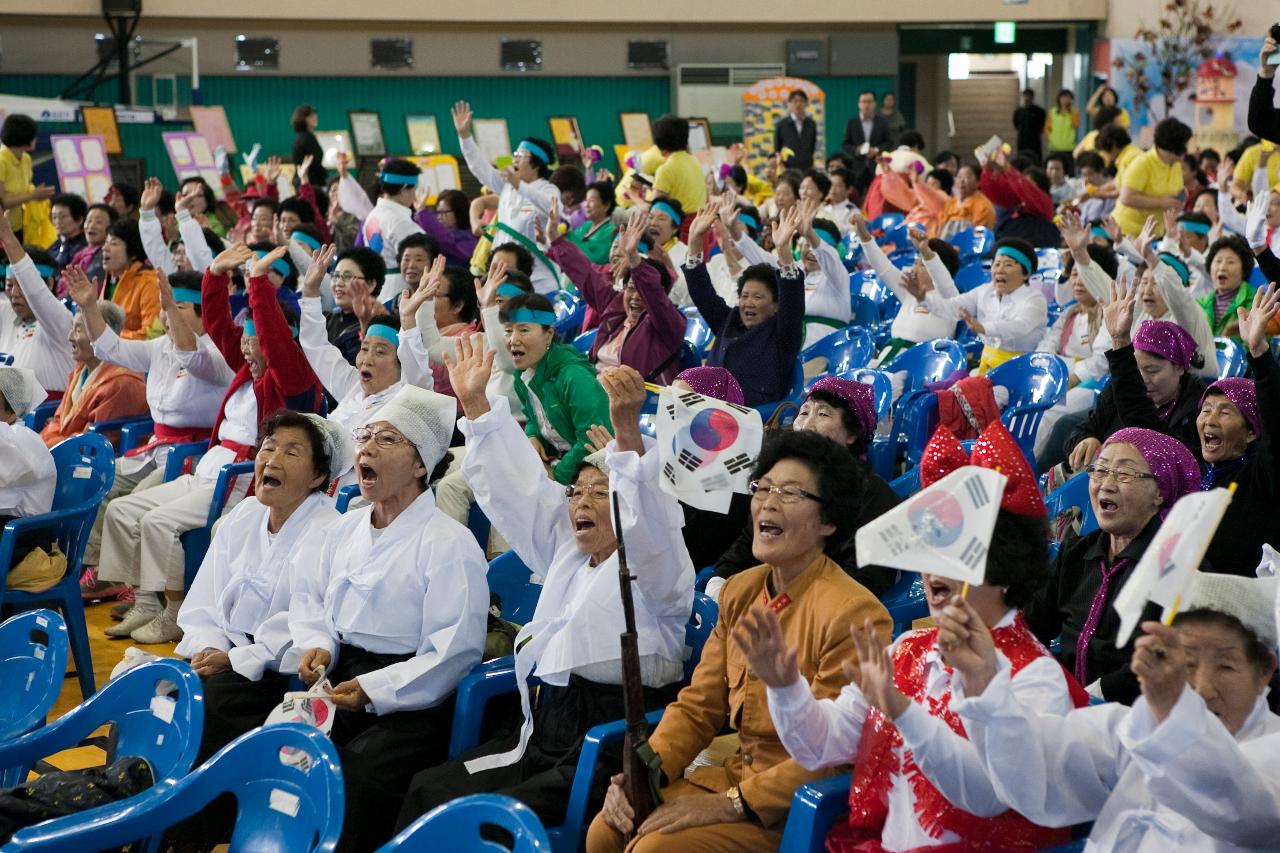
left=725, top=785, right=745, bottom=817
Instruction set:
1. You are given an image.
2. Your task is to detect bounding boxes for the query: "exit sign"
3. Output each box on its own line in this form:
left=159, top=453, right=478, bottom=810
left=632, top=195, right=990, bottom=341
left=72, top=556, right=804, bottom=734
left=994, top=21, right=1017, bottom=44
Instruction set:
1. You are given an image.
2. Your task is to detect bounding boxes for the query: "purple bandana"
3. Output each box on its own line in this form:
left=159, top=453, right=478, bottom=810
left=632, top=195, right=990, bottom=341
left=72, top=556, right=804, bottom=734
left=1133, top=320, right=1199, bottom=371
left=807, top=376, right=877, bottom=441
left=1103, top=427, right=1201, bottom=519
left=675, top=367, right=744, bottom=405
left=1200, top=377, right=1261, bottom=440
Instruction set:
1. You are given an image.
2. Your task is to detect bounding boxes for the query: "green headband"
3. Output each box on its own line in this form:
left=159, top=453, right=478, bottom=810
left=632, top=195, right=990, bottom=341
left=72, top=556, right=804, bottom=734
left=650, top=200, right=683, bottom=227
left=365, top=323, right=400, bottom=346
left=995, top=245, right=1034, bottom=275
left=505, top=308, right=557, bottom=326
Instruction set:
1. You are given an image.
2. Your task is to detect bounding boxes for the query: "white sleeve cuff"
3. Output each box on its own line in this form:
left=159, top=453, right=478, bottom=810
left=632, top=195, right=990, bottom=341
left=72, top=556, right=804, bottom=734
left=766, top=675, right=818, bottom=717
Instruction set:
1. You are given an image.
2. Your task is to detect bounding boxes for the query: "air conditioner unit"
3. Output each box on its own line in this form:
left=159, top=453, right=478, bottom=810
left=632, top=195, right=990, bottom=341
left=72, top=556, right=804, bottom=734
left=674, top=63, right=786, bottom=125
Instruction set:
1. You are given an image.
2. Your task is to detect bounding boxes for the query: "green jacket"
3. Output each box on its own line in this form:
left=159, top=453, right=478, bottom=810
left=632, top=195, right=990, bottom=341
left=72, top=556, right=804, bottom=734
left=511, top=342, right=613, bottom=484
left=1198, top=283, right=1256, bottom=339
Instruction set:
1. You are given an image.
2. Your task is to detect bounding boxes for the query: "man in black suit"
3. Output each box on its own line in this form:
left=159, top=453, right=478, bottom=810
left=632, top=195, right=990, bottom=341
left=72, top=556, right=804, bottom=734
left=841, top=90, right=893, bottom=159
left=1012, top=88, right=1047, bottom=161
left=774, top=89, right=818, bottom=171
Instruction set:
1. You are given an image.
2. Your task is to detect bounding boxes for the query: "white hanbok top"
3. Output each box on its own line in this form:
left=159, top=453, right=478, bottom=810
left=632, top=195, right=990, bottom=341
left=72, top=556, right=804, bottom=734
left=0, top=255, right=74, bottom=393
left=284, top=488, right=489, bottom=715
left=175, top=492, right=336, bottom=681
left=859, top=236, right=960, bottom=345
left=362, top=197, right=425, bottom=302
left=924, top=283, right=1048, bottom=354
left=767, top=610, right=1075, bottom=851
left=0, top=420, right=55, bottom=518
left=459, top=135, right=560, bottom=294
left=954, top=660, right=1280, bottom=853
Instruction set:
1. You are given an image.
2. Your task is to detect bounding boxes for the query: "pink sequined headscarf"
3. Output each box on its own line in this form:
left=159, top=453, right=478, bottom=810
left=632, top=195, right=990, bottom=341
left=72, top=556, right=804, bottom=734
left=806, top=376, right=877, bottom=441
left=1103, top=427, right=1201, bottom=518
left=675, top=367, right=744, bottom=405
left=1199, top=377, right=1261, bottom=441
left=1133, top=320, right=1199, bottom=371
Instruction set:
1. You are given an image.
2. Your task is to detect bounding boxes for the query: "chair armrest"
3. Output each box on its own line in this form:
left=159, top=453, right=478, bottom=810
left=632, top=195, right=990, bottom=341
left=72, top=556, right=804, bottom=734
left=207, top=461, right=255, bottom=527
left=0, top=507, right=94, bottom=581
left=447, top=663, right=519, bottom=759
left=693, top=566, right=716, bottom=593
left=335, top=484, right=360, bottom=514
left=163, top=441, right=210, bottom=481
left=22, top=400, right=58, bottom=431
left=557, top=709, right=665, bottom=846
left=778, top=772, right=853, bottom=853
left=6, top=779, right=182, bottom=851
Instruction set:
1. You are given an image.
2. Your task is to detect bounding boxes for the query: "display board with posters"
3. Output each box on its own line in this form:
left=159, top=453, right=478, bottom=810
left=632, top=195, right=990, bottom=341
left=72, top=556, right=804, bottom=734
left=161, top=131, right=225, bottom=199
left=406, top=154, right=461, bottom=205
left=741, top=77, right=825, bottom=177
left=189, top=105, right=237, bottom=154
left=50, top=134, right=113, bottom=202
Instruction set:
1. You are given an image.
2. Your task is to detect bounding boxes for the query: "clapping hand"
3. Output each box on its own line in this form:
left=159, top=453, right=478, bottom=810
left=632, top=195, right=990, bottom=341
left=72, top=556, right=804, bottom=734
left=845, top=618, right=909, bottom=720
left=732, top=605, right=800, bottom=688
left=1237, top=283, right=1279, bottom=359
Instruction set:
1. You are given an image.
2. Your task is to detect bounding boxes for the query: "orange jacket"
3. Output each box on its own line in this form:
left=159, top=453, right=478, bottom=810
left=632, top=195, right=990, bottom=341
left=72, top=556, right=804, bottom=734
left=104, top=261, right=162, bottom=340
left=41, top=361, right=148, bottom=448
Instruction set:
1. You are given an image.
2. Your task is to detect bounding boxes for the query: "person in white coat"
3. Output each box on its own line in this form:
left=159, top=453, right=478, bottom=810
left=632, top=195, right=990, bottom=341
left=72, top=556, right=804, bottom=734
left=453, top=100, right=561, bottom=294
left=176, top=410, right=350, bottom=766
left=394, top=350, right=692, bottom=831
left=943, top=571, right=1280, bottom=853
left=286, top=383, right=489, bottom=852
left=0, top=367, right=55, bottom=557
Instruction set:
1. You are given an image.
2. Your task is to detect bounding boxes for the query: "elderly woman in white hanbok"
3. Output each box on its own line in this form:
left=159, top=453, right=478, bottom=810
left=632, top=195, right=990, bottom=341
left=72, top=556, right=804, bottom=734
left=941, top=572, right=1280, bottom=853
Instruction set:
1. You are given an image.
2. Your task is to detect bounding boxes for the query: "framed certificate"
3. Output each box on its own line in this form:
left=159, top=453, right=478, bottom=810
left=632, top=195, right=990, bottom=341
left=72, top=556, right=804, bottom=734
left=473, top=118, right=512, bottom=167
left=405, top=114, right=441, bottom=155
left=688, top=118, right=713, bottom=152
left=81, top=106, right=122, bottom=155
left=348, top=110, right=387, bottom=158
left=547, top=115, right=582, bottom=162
left=619, top=111, right=653, bottom=149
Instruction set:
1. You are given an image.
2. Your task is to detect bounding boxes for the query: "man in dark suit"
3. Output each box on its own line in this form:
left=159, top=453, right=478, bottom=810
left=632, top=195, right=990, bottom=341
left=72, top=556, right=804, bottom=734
left=1012, top=88, right=1047, bottom=161
left=774, top=89, right=818, bottom=171
left=841, top=90, right=893, bottom=159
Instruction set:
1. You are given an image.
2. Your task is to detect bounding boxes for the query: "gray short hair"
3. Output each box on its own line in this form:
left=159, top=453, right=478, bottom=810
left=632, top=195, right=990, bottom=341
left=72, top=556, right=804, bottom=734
left=99, top=301, right=127, bottom=335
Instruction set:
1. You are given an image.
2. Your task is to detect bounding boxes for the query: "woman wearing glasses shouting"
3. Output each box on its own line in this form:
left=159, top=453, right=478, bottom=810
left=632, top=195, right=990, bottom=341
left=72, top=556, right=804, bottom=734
left=1026, top=426, right=1201, bottom=705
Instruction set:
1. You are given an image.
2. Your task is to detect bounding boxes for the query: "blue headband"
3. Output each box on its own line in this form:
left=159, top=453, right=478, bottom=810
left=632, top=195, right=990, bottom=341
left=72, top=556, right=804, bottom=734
left=505, top=308, right=557, bottom=326
left=242, top=319, right=299, bottom=338
left=291, top=230, right=322, bottom=250
left=380, top=171, right=419, bottom=186
left=737, top=212, right=759, bottom=232
left=171, top=287, right=202, bottom=305
left=1158, top=252, right=1191, bottom=284
left=637, top=238, right=653, bottom=255
left=650, top=200, right=683, bottom=227
left=516, top=140, right=553, bottom=165
left=365, top=323, right=400, bottom=346
left=253, top=251, right=291, bottom=279
left=496, top=282, right=527, bottom=299
left=1090, top=225, right=1112, bottom=242
left=813, top=228, right=838, bottom=248
left=995, top=245, right=1034, bottom=275
left=34, top=263, right=56, bottom=278
left=0, top=264, right=9, bottom=278
left=1178, top=219, right=1210, bottom=235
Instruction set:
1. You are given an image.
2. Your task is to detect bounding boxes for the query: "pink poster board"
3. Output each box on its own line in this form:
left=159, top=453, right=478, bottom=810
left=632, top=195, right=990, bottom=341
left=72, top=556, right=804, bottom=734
left=50, top=134, right=113, bottom=203
left=162, top=131, right=225, bottom=199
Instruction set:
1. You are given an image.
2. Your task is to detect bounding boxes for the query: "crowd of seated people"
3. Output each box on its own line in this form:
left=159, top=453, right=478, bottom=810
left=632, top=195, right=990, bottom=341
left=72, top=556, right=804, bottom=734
left=2, top=37, right=1280, bottom=850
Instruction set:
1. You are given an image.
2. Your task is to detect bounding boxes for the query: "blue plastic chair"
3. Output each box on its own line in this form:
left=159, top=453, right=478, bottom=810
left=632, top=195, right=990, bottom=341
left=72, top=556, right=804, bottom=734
left=684, top=312, right=714, bottom=359
left=693, top=565, right=716, bottom=592
left=88, top=415, right=156, bottom=453
left=380, top=793, right=551, bottom=852
left=754, top=356, right=806, bottom=424
left=857, top=271, right=901, bottom=319
left=883, top=338, right=967, bottom=432
left=849, top=293, right=880, bottom=328
left=881, top=572, right=928, bottom=637
left=0, top=610, right=67, bottom=742
left=181, top=460, right=255, bottom=591
left=22, top=399, right=58, bottom=431
left=570, top=328, right=597, bottom=354
left=1215, top=337, right=1246, bottom=378
left=1045, top=471, right=1100, bottom=562
left=1248, top=264, right=1267, bottom=286
left=985, top=352, right=1070, bottom=466
left=953, top=262, right=989, bottom=292
left=486, top=551, right=541, bottom=625
left=6, top=722, right=343, bottom=853
left=0, top=352, right=12, bottom=365
left=551, top=291, right=585, bottom=340
left=162, top=440, right=209, bottom=481
left=777, top=772, right=852, bottom=853
left=336, top=484, right=360, bottom=514
left=868, top=213, right=904, bottom=234
left=946, top=225, right=994, bottom=265
left=1035, top=247, right=1063, bottom=271
left=799, top=326, right=874, bottom=383
left=0, top=657, right=202, bottom=791
left=0, top=433, right=115, bottom=699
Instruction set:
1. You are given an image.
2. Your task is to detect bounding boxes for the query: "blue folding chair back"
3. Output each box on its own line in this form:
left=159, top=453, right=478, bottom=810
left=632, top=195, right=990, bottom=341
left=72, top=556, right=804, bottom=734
left=1215, top=337, right=1246, bottom=378
left=336, top=484, right=360, bottom=513
left=799, top=326, right=874, bottom=382
left=0, top=433, right=115, bottom=699
left=551, top=291, right=585, bottom=340
left=487, top=551, right=541, bottom=624
left=684, top=313, right=714, bottom=356
left=868, top=212, right=904, bottom=234
left=380, top=793, right=551, bottom=852
left=570, top=328, right=597, bottom=354
left=849, top=293, right=880, bottom=328
left=1045, top=471, right=1099, bottom=558
left=683, top=591, right=717, bottom=680
left=778, top=772, right=852, bottom=853
left=985, top=352, right=1070, bottom=466
left=182, top=460, right=255, bottom=590
left=0, top=610, right=67, bottom=742
left=953, top=262, right=989, bottom=292
left=0, top=658, right=201, bottom=790
left=5, top=723, right=343, bottom=853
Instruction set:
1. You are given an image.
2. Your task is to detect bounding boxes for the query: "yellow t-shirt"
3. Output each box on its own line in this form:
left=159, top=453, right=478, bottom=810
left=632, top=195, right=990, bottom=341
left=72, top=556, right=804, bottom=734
left=1079, top=130, right=1099, bottom=154
left=651, top=150, right=706, bottom=214
left=1114, top=107, right=1131, bottom=129
left=0, top=146, right=33, bottom=231
left=1113, top=144, right=1142, bottom=176
left=1233, top=142, right=1280, bottom=191
left=1112, top=148, right=1183, bottom=238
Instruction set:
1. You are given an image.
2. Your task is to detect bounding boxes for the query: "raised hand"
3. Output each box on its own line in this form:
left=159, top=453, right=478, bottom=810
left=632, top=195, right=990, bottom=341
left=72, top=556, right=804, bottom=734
left=844, top=618, right=909, bottom=719
left=400, top=255, right=446, bottom=328
left=301, top=243, right=337, bottom=298
left=907, top=226, right=932, bottom=257
left=1102, top=275, right=1138, bottom=346
left=139, top=177, right=164, bottom=212
left=1101, top=215, right=1122, bottom=245
left=1245, top=192, right=1270, bottom=251
left=211, top=243, right=254, bottom=275
left=934, top=596, right=999, bottom=696
left=772, top=207, right=802, bottom=260
left=63, top=265, right=100, bottom=308
left=1057, top=208, right=1090, bottom=259
left=599, top=365, right=648, bottom=452
left=688, top=203, right=719, bottom=246
left=584, top=424, right=614, bottom=455
left=717, top=190, right=739, bottom=231
left=250, top=245, right=288, bottom=279
left=1218, top=155, right=1236, bottom=193
left=299, top=153, right=314, bottom=180
left=849, top=210, right=871, bottom=243
left=265, top=155, right=283, bottom=184
left=443, top=332, right=495, bottom=419
left=156, top=267, right=177, bottom=309
left=732, top=605, right=800, bottom=688
left=1237, top=282, right=1279, bottom=359
left=1136, top=215, right=1160, bottom=266
left=349, top=278, right=389, bottom=330
left=452, top=101, right=474, bottom=138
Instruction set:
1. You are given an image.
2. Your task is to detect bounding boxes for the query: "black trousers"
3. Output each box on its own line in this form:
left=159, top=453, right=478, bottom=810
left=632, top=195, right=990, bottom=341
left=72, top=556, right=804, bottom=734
left=196, top=668, right=291, bottom=766
left=395, top=674, right=679, bottom=833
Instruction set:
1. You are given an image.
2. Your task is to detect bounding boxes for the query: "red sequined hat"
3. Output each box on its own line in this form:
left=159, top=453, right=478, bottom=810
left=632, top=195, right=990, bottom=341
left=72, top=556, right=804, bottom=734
left=919, top=422, right=1047, bottom=517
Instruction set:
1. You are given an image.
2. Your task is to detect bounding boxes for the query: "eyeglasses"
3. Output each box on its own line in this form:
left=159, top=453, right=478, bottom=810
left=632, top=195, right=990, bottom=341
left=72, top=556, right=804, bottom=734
left=351, top=427, right=409, bottom=448
left=565, top=485, right=611, bottom=503
left=748, top=481, right=822, bottom=504
left=332, top=272, right=367, bottom=284
left=1084, top=464, right=1157, bottom=485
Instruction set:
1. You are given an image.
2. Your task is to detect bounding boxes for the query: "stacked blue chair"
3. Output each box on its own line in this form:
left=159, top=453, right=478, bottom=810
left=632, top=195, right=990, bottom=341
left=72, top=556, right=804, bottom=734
left=797, top=326, right=874, bottom=390
left=1215, top=337, right=1246, bottom=378
left=0, top=658, right=202, bottom=791
left=0, top=610, right=67, bottom=741
left=89, top=416, right=156, bottom=453
left=0, top=433, right=115, bottom=698
left=6, top=722, right=342, bottom=852
left=379, top=793, right=551, bottom=852
left=551, top=291, right=585, bottom=340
